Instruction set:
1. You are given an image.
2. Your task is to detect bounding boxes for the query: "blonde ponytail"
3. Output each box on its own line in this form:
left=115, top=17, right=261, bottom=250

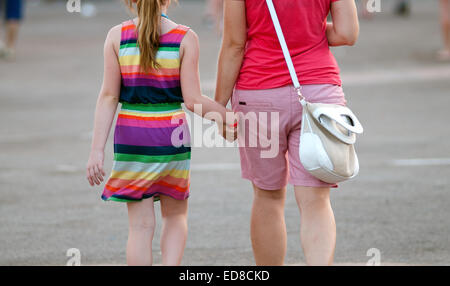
left=124, top=0, right=166, bottom=71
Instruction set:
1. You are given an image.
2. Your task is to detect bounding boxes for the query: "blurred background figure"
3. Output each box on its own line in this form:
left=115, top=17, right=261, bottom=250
left=360, top=0, right=374, bottom=19
left=439, top=0, right=450, bottom=61
left=203, top=0, right=223, bottom=34
left=394, top=0, right=411, bottom=17
left=0, top=0, right=24, bottom=61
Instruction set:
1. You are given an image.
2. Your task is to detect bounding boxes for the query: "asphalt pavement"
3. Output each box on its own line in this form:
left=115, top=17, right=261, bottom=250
left=0, top=0, right=449, bottom=265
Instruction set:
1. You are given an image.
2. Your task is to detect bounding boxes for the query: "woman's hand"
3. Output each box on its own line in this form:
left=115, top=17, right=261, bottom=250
left=86, top=149, right=106, bottom=186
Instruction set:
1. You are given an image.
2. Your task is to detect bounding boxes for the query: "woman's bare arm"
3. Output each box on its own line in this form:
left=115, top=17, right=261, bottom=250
left=86, top=25, right=121, bottom=186
left=214, top=0, right=247, bottom=107
left=327, top=0, right=359, bottom=46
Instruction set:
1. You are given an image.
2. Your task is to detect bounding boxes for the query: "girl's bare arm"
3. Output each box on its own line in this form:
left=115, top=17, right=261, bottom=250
left=180, top=29, right=236, bottom=125
left=86, top=25, right=122, bottom=186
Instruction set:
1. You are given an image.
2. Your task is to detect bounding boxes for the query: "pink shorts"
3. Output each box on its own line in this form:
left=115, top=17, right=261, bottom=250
left=231, top=84, right=347, bottom=190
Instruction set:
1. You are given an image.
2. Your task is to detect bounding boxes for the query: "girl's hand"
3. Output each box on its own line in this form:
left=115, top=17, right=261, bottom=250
left=86, top=149, right=106, bottom=186
left=85, top=25, right=121, bottom=187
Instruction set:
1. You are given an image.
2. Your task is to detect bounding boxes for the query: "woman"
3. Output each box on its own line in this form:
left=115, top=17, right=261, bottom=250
left=215, top=0, right=359, bottom=265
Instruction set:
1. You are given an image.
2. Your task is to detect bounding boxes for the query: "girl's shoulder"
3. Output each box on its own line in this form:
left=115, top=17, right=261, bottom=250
left=179, top=28, right=199, bottom=60
left=173, top=23, right=196, bottom=44
left=162, top=21, right=194, bottom=48
left=107, top=23, right=123, bottom=39
left=179, top=27, right=197, bottom=49
left=162, top=19, right=191, bottom=36
left=104, top=24, right=123, bottom=54
left=110, top=19, right=137, bottom=39
left=181, top=28, right=197, bottom=44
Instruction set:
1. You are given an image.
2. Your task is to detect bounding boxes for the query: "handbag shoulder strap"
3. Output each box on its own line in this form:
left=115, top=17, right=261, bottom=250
left=266, top=0, right=304, bottom=100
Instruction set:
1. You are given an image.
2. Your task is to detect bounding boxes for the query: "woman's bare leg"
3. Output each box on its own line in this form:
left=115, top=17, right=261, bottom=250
left=294, top=186, right=336, bottom=266
left=251, top=184, right=287, bottom=266
left=159, top=195, right=188, bottom=266
left=126, top=198, right=156, bottom=266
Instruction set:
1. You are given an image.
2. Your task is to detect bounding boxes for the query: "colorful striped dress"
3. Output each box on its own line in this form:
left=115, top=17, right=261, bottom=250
left=101, top=20, right=191, bottom=202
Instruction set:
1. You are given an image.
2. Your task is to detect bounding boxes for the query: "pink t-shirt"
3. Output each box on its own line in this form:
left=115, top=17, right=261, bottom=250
left=236, top=0, right=341, bottom=90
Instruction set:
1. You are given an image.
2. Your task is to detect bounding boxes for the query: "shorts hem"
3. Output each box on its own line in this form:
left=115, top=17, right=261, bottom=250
left=289, top=179, right=338, bottom=189
left=241, top=173, right=287, bottom=191
left=241, top=173, right=338, bottom=190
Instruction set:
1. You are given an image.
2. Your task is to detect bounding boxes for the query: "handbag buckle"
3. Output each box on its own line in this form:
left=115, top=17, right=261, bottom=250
left=296, top=87, right=305, bottom=102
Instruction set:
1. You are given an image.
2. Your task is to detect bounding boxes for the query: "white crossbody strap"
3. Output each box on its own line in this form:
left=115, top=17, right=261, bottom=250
left=266, top=0, right=301, bottom=91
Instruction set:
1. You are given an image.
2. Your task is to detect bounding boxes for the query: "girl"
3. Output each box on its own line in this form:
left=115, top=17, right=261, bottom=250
left=86, top=0, right=235, bottom=266
left=215, top=0, right=359, bottom=265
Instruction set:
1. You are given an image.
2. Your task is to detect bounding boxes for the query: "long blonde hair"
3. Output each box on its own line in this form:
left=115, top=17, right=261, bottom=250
left=124, top=0, right=167, bottom=71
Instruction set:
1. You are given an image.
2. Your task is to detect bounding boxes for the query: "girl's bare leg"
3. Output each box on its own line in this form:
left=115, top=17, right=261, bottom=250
left=251, top=184, right=287, bottom=266
left=159, top=195, right=188, bottom=266
left=294, top=186, right=336, bottom=266
left=126, top=198, right=156, bottom=266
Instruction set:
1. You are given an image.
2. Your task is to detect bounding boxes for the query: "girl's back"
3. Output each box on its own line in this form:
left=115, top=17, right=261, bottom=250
left=101, top=17, right=192, bottom=203
left=118, top=19, right=190, bottom=104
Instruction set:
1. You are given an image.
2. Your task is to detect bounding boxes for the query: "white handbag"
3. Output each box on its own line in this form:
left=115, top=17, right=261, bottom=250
left=266, top=0, right=364, bottom=184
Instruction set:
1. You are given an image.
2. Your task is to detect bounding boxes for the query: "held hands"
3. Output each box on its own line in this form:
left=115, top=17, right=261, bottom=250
left=218, top=109, right=239, bottom=142
left=86, top=149, right=106, bottom=186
